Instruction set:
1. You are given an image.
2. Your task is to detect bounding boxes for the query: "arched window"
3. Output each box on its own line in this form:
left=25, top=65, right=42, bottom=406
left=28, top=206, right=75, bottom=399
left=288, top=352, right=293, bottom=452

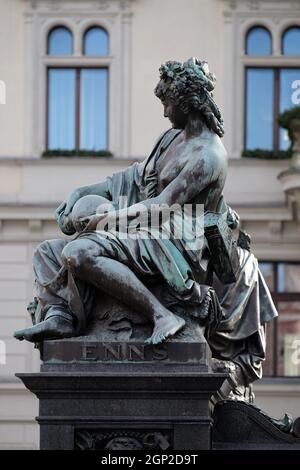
left=245, top=24, right=300, bottom=151
left=46, top=25, right=110, bottom=152
left=48, top=26, right=73, bottom=55
left=282, top=26, right=300, bottom=55
left=246, top=26, right=272, bottom=55
left=83, top=26, right=109, bottom=56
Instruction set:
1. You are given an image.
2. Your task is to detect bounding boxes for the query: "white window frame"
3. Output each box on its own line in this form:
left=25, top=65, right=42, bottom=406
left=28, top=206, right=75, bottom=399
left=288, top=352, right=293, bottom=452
left=23, top=0, right=133, bottom=158
left=222, top=0, right=300, bottom=158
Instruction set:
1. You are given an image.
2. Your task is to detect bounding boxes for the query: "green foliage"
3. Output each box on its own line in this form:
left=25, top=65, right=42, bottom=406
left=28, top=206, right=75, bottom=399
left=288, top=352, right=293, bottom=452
left=242, top=148, right=291, bottom=160
left=42, top=149, right=113, bottom=158
left=278, top=106, right=300, bottom=149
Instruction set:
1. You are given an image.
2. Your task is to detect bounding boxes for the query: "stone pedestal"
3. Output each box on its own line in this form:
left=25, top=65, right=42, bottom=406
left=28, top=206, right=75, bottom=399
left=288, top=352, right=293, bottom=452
left=17, top=338, right=227, bottom=450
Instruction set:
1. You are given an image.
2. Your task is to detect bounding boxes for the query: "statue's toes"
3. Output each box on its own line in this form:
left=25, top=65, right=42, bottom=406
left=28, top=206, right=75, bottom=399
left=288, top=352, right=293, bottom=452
left=150, top=335, right=160, bottom=345
left=145, top=331, right=160, bottom=345
left=145, top=335, right=154, bottom=345
left=149, top=331, right=165, bottom=345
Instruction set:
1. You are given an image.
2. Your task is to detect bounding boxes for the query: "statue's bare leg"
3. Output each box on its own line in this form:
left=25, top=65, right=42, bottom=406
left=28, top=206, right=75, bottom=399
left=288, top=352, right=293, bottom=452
left=14, top=238, right=185, bottom=344
left=14, top=238, right=76, bottom=342
left=80, top=257, right=185, bottom=344
left=63, top=242, right=185, bottom=345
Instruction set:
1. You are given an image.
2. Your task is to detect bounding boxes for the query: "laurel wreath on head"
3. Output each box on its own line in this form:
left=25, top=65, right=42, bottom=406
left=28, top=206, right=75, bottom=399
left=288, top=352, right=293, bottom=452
left=155, top=58, right=224, bottom=137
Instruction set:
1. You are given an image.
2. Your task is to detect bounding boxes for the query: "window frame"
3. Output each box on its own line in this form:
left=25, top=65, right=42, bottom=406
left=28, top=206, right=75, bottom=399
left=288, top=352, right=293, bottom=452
left=259, top=260, right=300, bottom=378
left=221, top=0, right=300, bottom=159
left=46, top=66, right=109, bottom=152
left=23, top=1, right=133, bottom=158
left=281, top=25, right=300, bottom=56
left=245, top=25, right=273, bottom=56
left=45, top=23, right=112, bottom=154
left=83, top=26, right=109, bottom=57
left=47, top=25, right=74, bottom=56
left=244, top=65, right=300, bottom=152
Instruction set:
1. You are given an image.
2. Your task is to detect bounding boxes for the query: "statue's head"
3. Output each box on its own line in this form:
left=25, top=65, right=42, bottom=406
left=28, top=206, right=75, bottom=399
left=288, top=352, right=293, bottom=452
left=154, top=58, right=224, bottom=137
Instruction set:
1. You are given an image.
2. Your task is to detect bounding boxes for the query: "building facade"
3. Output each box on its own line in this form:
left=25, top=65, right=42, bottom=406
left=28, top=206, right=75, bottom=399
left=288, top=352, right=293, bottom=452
left=0, top=0, right=300, bottom=449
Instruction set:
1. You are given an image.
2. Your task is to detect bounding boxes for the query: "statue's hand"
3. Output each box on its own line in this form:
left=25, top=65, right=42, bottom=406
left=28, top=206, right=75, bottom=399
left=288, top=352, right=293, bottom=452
left=81, top=213, right=107, bottom=232
left=55, top=189, right=82, bottom=235
left=56, top=188, right=82, bottom=218
left=227, top=206, right=240, bottom=230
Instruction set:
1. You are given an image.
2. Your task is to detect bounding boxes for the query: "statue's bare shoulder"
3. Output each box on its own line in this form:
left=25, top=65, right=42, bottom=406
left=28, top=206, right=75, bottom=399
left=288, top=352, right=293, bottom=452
left=192, top=130, right=227, bottom=175
left=158, top=130, right=226, bottom=189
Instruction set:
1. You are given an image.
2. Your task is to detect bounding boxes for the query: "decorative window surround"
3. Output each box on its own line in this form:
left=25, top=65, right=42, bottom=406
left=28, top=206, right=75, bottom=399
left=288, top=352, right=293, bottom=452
left=222, top=0, right=300, bottom=158
left=22, top=0, right=133, bottom=158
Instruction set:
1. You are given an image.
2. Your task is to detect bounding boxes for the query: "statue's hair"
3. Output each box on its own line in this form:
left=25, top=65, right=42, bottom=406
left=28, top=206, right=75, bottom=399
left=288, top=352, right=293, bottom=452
left=154, top=58, right=224, bottom=137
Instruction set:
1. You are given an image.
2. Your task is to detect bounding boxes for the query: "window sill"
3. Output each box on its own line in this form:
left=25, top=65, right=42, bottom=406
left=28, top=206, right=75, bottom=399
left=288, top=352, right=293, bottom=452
left=0, top=156, right=141, bottom=165
left=254, top=377, right=300, bottom=397
left=260, top=376, right=300, bottom=384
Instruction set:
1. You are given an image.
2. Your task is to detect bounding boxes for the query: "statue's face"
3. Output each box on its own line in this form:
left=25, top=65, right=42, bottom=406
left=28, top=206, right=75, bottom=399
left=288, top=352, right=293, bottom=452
left=163, top=99, right=188, bottom=129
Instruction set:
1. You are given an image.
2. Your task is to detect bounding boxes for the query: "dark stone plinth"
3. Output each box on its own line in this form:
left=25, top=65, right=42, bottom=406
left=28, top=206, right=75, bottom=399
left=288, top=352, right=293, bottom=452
left=212, top=401, right=300, bottom=450
left=40, top=337, right=211, bottom=373
left=17, top=338, right=228, bottom=450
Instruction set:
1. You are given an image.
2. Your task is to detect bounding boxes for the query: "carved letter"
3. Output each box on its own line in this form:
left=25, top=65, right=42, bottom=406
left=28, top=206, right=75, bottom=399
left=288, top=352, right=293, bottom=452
left=103, top=343, right=122, bottom=361
left=128, top=344, right=145, bottom=361
left=81, top=344, right=97, bottom=361
left=152, top=344, right=168, bottom=361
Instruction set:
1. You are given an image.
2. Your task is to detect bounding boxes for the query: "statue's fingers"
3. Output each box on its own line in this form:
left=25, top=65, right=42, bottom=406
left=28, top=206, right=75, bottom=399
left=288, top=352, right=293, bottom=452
left=85, top=219, right=97, bottom=231
left=55, top=201, right=66, bottom=217
left=64, top=198, right=76, bottom=216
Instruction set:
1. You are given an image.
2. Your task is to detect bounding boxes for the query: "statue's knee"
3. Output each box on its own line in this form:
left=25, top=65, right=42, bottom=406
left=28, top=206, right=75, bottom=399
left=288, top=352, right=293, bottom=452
left=33, top=239, right=67, bottom=263
left=61, top=242, right=85, bottom=271
left=33, top=240, right=52, bottom=262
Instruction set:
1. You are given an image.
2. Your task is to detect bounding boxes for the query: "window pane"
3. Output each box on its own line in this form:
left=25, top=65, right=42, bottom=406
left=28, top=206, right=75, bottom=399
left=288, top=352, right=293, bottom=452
left=48, top=69, right=76, bottom=150
left=277, top=301, right=300, bottom=376
left=80, top=69, right=108, bottom=150
left=262, top=320, right=275, bottom=376
left=259, top=262, right=274, bottom=292
left=246, top=27, right=272, bottom=55
left=279, top=69, right=300, bottom=150
left=246, top=68, right=274, bottom=150
left=278, top=263, right=300, bottom=293
left=282, top=27, right=300, bottom=55
left=48, top=27, right=73, bottom=55
left=84, top=27, right=109, bottom=56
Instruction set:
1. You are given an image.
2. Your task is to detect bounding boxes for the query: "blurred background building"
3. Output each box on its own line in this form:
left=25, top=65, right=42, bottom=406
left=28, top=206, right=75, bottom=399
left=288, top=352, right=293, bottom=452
left=0, top=0, right=300, bottom=449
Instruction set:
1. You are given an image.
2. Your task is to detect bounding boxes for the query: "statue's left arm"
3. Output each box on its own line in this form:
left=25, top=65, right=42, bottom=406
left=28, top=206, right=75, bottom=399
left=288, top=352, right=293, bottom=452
left=85, top=151, right=222, bottom=230
left=130, top=149, right=222, bottom=211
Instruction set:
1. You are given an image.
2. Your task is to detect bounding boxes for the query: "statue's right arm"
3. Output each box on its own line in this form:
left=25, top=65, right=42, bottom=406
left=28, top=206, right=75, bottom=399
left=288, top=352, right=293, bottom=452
left=58, top=179, right=111, bottom=216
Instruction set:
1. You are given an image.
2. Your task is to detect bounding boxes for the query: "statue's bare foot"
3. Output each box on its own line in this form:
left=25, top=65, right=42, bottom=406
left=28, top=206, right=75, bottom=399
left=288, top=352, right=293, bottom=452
left=145, top=311, right=185, bottom=345
left=14, top=315, right=75, bottom=343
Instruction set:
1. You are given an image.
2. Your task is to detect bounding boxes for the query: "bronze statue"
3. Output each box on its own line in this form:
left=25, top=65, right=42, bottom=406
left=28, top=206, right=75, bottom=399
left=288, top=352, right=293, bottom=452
left=14, top=58, right=277, bottom=397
